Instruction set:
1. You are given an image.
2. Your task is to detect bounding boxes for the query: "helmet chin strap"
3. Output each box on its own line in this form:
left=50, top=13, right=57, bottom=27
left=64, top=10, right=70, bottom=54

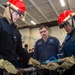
left=70, top=15, right=74, bottom=31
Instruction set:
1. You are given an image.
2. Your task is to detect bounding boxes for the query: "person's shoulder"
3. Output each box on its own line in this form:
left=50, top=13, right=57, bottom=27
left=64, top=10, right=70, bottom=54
left=0, top=17, right=8, bottom=22
left=0, top=18, right=2, bottom=21
left=0, top=17, right=9, bottom=27
left=35, top=38, right=43, bottom=45
left=48, top=36, right=60, bottom=45
left=50, top=36, right=59, bottom=40
left=49, top=36, right=59, bottom=43
left=0, top=18, right=5, bottom=29
left=0, top=17, right=5, bottom=22
left=0, top=17, right=4, bottom=20
left=36, top=38, right=42, bottom=42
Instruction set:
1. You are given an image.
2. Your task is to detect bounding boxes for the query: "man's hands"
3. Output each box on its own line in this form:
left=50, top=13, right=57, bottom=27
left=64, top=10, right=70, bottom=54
left=0, top=59, right=18, bottom=74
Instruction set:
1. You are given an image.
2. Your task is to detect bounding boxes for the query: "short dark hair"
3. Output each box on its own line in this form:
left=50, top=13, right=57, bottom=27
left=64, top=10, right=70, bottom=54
left=24, top=44, right=28, bottom=48
left=39, top=25, right=49, bottom=30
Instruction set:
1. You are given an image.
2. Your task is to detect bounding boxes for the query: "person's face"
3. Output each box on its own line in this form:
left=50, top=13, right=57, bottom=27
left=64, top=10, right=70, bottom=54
left=64, top=25, right=72, bottom=33
left=39, top=27, right=49, bottom=39
left=12, top=12, right=21, bottom=22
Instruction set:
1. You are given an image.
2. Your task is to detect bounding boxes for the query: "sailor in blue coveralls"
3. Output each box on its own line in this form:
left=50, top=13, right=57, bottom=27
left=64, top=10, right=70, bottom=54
left=33, top=25, right=60, bottom=75
left=58, top=10, right=75, bottom=75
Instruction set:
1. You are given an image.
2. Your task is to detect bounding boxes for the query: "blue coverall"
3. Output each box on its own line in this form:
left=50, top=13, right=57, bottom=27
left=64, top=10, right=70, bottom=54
left=33, top=36, right=60, bottom=75
left=61, top=31, right=75, bottom=75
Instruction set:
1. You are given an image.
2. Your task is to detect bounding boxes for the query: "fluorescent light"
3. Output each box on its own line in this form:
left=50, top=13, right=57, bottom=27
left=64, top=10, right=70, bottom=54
left=30, top=20, right=36, bottom=25
left=60, top=0, right=65, bottom=7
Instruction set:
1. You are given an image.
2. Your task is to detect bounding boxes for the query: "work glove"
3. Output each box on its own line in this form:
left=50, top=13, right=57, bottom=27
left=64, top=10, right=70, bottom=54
left=58, top=56, right=75, bottom=72
left=28, top=58, right=41, bottom=68
left=0, top=59, right=18, bottom=74
left=46, top=62, right=59, bottom=71
left=39, top=64, right=48, bottom=69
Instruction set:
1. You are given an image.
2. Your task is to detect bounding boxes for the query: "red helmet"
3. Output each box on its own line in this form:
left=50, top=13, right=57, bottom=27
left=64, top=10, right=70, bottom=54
left=58, top=10, right=74, bottom=28
left=7, top=0, right=26, bottom=15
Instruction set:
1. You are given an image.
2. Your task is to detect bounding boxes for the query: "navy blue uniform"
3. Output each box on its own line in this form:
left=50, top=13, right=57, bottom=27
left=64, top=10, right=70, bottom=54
left=0, top=17, right=30, bottom=67
left=62, top=33, right=75, bottom=57
left=33, top=36, right=60, bottom=62
left=33, top=36, right=60, bottom=75
left=61, top=31, right=75, bottom=75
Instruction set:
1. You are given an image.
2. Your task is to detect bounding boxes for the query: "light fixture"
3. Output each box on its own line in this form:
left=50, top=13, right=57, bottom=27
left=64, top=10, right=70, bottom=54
left=30, top=20, right=36, bottom=25
left=60, top=0, right=65, bottom=7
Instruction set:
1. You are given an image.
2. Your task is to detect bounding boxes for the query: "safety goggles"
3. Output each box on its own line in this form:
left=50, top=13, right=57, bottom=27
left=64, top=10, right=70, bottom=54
left=59, top=17, right=75, bottom=28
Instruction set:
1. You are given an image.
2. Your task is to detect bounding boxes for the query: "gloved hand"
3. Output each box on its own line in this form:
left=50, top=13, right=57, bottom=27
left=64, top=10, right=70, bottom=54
left=39, top=64, right=48, bottom=69
left=58, top=56, right=75, bottom=72
left=46, top=62, right=59, bottom=71
left=0, top=59, right=18, bottom=74
left=28, top=58, right=41, bottom=68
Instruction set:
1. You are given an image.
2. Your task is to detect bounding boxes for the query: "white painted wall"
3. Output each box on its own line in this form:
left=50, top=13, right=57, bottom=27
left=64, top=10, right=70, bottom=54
left=19, top=26, right=67, bottom=49
left=19, top=28, right=30, bottom=48
left=30, top=28, right=40, bottom=48
left=49, top=26, right=67, bottom=45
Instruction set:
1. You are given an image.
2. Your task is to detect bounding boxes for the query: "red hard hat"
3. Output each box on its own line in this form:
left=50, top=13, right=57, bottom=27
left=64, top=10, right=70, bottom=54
left=58, top=10, right=73, bottom=24
left=58, top=10, right=74, bottom=28
left=8, top=0, right=26, bottom=15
